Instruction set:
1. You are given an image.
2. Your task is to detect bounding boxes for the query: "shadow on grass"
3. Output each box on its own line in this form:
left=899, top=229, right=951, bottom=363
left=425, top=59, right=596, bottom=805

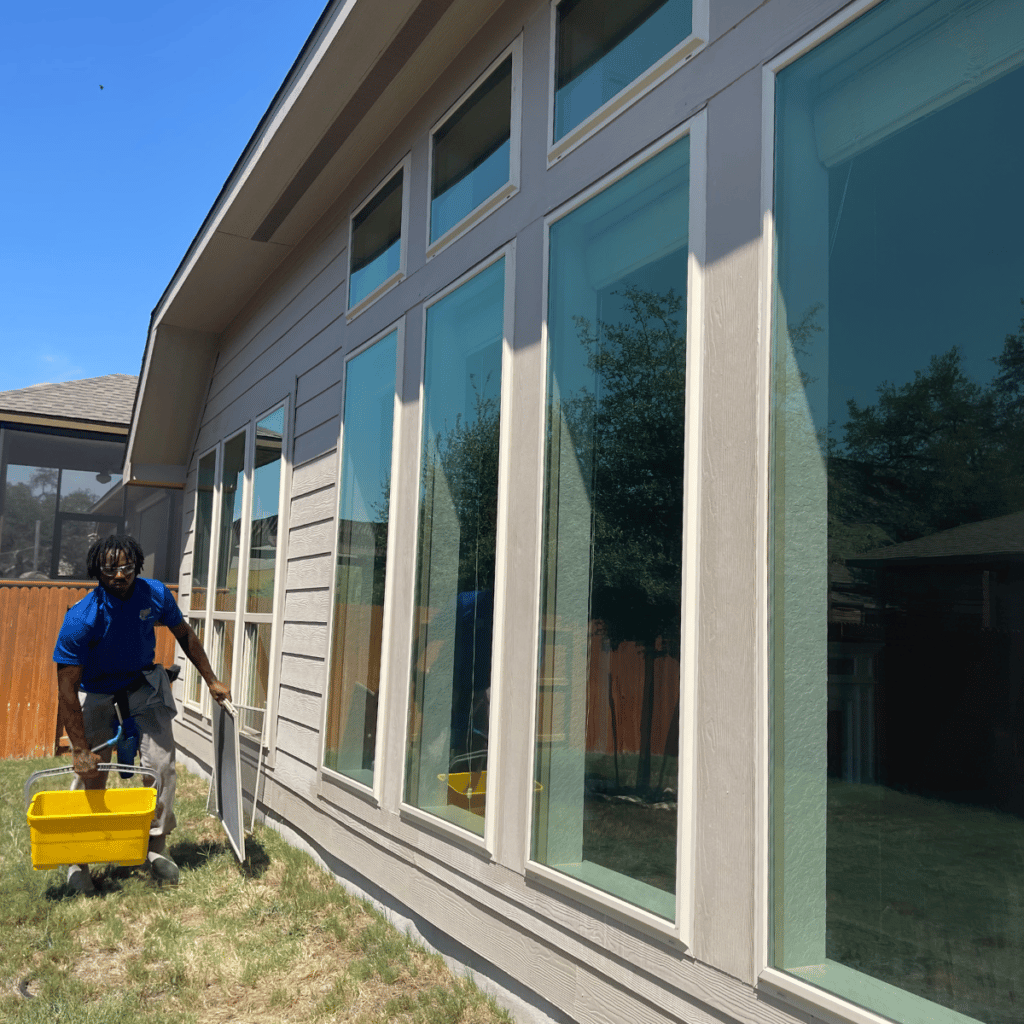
left=171, top=832, right=271, bottom=878
left=171, top=837, right=232, bottom=871
left=240, top=834, right=271, bottom=878
left=35, top=831, right=272, bottom=902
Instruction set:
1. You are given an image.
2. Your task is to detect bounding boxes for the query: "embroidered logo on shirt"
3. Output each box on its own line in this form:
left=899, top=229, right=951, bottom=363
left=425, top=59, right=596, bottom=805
left=139, top=608, right=153, bottom=621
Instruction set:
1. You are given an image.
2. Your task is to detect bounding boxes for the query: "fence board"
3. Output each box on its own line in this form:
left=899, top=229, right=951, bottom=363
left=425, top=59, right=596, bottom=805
left=0, top=581, right=179, bottom=760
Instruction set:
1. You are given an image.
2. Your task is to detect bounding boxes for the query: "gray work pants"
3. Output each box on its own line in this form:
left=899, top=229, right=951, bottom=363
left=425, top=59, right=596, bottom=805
left=72, top=677, right=177, bottom=840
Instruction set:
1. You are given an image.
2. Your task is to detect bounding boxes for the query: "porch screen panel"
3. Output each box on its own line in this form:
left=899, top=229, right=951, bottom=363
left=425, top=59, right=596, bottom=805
left=772, top=2, right=1024, bottom=1022
left=532, top=137, right=689, bottom=920
left=405, top=258, right=505, bottom=836
left=324, top=330, right=398, bottom=786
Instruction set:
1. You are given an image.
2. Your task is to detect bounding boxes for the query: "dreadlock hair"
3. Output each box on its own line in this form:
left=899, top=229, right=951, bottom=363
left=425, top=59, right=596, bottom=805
left=87, top=535, right=145, bottom=580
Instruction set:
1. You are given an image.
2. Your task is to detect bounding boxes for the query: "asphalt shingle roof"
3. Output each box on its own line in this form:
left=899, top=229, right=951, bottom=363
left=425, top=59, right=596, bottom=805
left=850, top=510, right=1024, bottom=566
left=0, top=374, right=137, bottom=429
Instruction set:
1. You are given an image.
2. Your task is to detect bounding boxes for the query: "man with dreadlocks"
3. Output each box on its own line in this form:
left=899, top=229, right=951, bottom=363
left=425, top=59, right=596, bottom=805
left=54, top=534, right=230, bottom=893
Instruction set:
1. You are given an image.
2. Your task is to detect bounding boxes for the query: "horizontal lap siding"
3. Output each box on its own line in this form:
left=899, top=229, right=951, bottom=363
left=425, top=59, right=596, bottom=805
left=166, top=0, right=848, bottom=1018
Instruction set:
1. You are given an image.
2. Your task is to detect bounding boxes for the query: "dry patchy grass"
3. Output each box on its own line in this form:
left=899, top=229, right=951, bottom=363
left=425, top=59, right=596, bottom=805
left=2, top=757, right=512, bottom=1024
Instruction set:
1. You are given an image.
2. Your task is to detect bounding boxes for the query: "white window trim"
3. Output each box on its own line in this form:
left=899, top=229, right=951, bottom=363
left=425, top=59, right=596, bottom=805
left=425, top=37, right=523, bottom=260
left=184, top=442, right=221, bottom=713
left=244, top=397, right=291, bottom=756
left=546, top=0, right=708, bottom=167
left=317, top=318, right=406, bottom=809
left=183, top=396, right=291, bottom=748
left=346, top=155, right=412, bottom=322
left=525, top=113, right=705, bottom=947
left=396, top=243, right=516, bottom=858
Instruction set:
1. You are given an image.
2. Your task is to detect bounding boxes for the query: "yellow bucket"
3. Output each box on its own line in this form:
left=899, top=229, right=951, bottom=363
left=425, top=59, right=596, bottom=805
left=26, top=786, right=156, bottom=870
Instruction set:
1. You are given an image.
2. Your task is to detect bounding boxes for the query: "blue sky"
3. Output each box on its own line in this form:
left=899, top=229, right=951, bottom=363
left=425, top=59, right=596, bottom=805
left=2, top=1, right=326, bottom=394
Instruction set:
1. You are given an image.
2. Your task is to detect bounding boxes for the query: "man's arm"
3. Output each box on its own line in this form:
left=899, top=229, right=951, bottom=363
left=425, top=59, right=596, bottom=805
left=169, top=620, right=231, bottom=705
left=57, top=663, right=101, bottom=780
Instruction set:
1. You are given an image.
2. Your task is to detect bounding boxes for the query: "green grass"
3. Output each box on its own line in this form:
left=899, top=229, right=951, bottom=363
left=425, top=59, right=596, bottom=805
left=827, top=781, right=1024, bottom=1024
left=2, top=756, right=513, bottom=1024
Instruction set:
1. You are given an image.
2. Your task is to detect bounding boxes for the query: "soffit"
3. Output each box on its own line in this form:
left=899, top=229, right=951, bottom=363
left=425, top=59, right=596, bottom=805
left=157, top=0, right=505, bottom=336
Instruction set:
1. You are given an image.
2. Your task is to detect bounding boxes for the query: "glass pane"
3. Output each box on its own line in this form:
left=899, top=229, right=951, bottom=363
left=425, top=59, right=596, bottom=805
left=191, top=452, right=216, bottom=611
left=1, top=465, right=55, bottom=578
left=431, top=56, right=512, bottom=242
left=405, top=258, right=505, bottom=835
left=0, top=431, right=126, bottom=580
left=532, top=137, right=689, bottom=919
left=186, top=616, right=206, bottom=704
left=772, top=2, right=1024, bottom=1022
left=212, top=619, right=235, bottom=695
left=554, top=0, right=692, bottom=141
left=240, top=621, right=272, bottom=721
left=324, top=330, right=397, bottom=786
left=58, top=468, right=122, bottom=512
left=350, top=169, right=403, bottom=308
left=55, top=516, right=120, bottom=580
left=247, top=408, right=284, bottom=614
left=215, top=432, right=246, bottom=612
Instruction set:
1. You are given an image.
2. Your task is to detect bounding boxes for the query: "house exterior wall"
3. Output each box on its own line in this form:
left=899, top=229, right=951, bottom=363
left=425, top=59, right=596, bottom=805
left=165, top=2, right=1006, bottom=1024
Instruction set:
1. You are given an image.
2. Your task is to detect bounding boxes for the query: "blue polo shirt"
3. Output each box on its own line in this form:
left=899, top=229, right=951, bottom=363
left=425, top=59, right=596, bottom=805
left=53, top=578, right=183, bottom=694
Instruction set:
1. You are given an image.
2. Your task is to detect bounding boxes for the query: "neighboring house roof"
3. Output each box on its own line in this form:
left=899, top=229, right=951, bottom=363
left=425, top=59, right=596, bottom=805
left=850, top=510, right=1024, bottom=567
left=0, top=374, right=137, bottom=432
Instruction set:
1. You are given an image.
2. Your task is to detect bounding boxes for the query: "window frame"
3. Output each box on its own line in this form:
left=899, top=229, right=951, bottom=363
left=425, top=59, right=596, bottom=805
left=184, top=397, right=291, bottom=744
left=397, top=243, right=517, bottom=856
left=318, top=319, right=406, bottom=806
left=184, top=442, right=220, bottom=712
left=425, top=38, right=523, bottom=260
left=754, top=3, right=996, bottom=1024
left=346, top=156, right=412, bottom=321
left=546, top=0, right=708, bottom=167
left=524, top=113, right=706, bottom=944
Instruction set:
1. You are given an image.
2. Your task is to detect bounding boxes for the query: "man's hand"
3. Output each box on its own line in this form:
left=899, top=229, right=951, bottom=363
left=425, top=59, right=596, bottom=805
left=208, top=678, right=231, bottom=706
left=72, top=747, right=102, bottom=781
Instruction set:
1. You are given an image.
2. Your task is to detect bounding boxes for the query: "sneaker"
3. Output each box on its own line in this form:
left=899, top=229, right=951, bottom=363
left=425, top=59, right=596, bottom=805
left=67, top=865, right=96, bottom=895
left=147, top=850, right=179, bottom=885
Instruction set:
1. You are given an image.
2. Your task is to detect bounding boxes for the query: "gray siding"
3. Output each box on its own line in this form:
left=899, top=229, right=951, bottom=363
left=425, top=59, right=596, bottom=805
left=171, top=2, right=862, bottom=1023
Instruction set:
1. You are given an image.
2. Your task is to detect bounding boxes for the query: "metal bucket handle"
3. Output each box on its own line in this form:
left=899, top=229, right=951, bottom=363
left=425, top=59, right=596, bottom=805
left=24, top=763, right=161, bottom=811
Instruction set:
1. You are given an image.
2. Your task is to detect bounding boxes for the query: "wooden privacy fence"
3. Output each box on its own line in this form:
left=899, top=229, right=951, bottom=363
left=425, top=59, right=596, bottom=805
left=0, top=580, right=178, bottom=760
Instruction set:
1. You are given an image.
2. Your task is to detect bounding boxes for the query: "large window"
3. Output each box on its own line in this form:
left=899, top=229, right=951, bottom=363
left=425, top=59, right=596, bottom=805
left=349, top=164, right=407, bottom=313
left=553, top=0, right=693, bottom=144
left=532, top=137, right=689, bottom=920
left=771, top=2, right=1024, bottom=1022
left=405, top=256, right=508, bottom=837
left=324, top=328, right=399, bottom=787
left=429, top=48, right=518, bottom=248
left=187, top=406, right=286, bottom=728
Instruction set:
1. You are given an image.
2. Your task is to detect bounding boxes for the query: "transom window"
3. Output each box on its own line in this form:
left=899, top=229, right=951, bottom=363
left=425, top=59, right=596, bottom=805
left=553, top=0, right=693, bottom=143
left=349, top=164, right=407, bottom=313
left=429, top=47, right=518, bottom=247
